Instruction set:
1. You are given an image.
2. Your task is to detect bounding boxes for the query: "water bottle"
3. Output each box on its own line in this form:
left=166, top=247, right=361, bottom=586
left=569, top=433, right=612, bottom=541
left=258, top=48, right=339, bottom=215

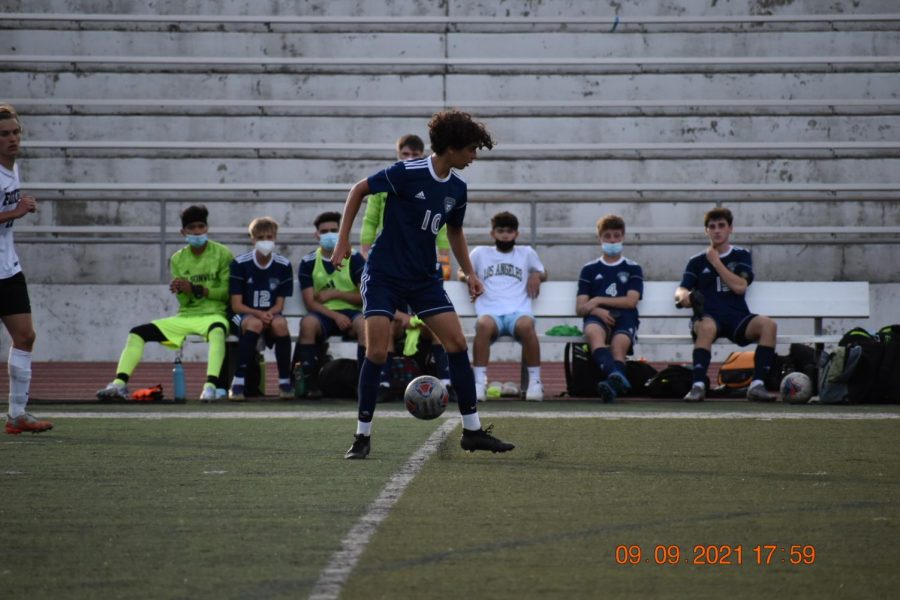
left=173, top=355, right=186, bottom=403
left=293, top=363, right=306, bottom=398
left=258, top=353, right=267, bottom=396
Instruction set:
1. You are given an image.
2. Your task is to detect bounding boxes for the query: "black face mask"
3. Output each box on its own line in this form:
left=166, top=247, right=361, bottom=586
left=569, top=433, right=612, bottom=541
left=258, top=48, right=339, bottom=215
left=494, top=239, right=516, bottom=252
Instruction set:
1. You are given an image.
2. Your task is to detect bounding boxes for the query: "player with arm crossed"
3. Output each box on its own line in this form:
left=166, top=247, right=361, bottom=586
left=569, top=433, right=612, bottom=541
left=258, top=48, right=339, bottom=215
left=576, top=214, right=643, bottom=403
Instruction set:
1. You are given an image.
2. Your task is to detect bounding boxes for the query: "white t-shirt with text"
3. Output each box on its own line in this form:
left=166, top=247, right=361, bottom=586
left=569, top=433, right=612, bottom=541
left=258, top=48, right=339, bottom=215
left=470, top=245, right=545, bottom=317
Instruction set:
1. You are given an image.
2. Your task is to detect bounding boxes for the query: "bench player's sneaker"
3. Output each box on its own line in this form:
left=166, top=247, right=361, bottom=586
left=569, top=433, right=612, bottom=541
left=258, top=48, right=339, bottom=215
left=683, top=383, right=706, bottom=402
left=228, top=385, right=246, bottom=402
left=746, top=383, right=774, bottom=402
left=460, top=424, right=515, bottom=453
left=6, top=412, right=54, bottom=435
left=525, top=381, right=544, bottom=401
left=596, top=381, right=617, bottom=403
left=96, top=382, right=128, bottom=402
left=199, top=383, right=217, bottom=403
left=607, top=371, right=632, bottom=396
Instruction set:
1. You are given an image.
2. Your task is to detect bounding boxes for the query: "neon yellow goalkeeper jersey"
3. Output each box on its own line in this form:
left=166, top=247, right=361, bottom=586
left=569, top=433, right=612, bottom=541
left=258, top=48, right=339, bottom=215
left=169, top=240, right=233, bottom=317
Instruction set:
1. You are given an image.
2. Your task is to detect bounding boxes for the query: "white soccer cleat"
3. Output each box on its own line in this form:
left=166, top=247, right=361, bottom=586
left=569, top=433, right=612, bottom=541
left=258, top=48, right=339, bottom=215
left=525, top=381, right=544, bottom=402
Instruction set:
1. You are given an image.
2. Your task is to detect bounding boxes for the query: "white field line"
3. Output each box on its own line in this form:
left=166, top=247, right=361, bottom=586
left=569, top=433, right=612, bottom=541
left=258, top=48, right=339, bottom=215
left=38, top=410, right=900, bottom=420
left=307, top=417, right=459, bottom=600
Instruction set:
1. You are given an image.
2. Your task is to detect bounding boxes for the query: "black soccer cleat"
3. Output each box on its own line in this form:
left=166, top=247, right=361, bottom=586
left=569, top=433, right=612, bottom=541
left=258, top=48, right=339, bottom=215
left=460, top=424, right=515, bottom=453
left=345, top=434, right=371, bottom=459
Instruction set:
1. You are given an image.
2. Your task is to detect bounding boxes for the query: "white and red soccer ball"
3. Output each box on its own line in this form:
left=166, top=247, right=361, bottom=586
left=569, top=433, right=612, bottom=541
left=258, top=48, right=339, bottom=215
left=404, top=375, right=449, bottom=420
left=780, top=372, right=814, bottom=404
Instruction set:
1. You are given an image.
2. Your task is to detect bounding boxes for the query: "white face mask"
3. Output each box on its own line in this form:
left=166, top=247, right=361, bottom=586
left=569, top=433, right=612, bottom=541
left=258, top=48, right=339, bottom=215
left=255, top=240, right=275, bottom=256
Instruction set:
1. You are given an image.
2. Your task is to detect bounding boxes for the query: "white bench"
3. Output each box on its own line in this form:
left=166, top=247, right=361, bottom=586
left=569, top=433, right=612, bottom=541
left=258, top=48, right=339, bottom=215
left=444, top=279, right=871, bottom=347
left=207, top=279, right=868, bottom=391
left=199, top=278, right=869, bottom=349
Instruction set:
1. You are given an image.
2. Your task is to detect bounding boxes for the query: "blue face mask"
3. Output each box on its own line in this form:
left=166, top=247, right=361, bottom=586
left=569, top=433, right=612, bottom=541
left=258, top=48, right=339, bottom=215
left=319, top=232, right=339, bottom=252
left=186, top=233, right=208, bottom=248
left=602, top=242, right=623, bottom=256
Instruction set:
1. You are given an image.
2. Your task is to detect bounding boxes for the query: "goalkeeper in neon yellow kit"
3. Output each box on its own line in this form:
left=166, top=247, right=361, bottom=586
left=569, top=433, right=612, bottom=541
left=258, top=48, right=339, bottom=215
left=97, top=205, right=233, bottom=402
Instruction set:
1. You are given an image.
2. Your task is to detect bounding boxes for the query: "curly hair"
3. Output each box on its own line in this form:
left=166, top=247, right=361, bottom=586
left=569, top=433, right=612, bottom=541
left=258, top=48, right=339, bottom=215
left=428, top=110, right=495, bottom=154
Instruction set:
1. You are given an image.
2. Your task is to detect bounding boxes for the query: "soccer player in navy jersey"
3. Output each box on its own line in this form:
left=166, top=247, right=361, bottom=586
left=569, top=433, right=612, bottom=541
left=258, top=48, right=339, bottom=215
left=228, top=217, right=294, bottom=401
left=295, top=211, right=367, bottom=398
left=576, top=215, right=643, bottom=403
left=675, top=207, right=778, bottom=402
left=331, top=110, right=515, bottom=459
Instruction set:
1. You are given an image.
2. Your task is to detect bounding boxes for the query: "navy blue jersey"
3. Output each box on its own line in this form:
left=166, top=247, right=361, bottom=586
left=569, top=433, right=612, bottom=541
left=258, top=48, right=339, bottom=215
left=229, top=251, right=293, bottom=311
left=366, top=156, right=467, bottom=281
left=679, top=246, right=754, bottom=316
left=298, top=248, right=366, bottom=291
left=577, top=256, right=644, bottom=320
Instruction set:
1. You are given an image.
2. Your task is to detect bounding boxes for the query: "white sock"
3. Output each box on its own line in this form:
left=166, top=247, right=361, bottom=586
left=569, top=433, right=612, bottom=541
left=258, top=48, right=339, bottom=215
left=694, top=381, right=706, bottom=389
left=527, top=367, right=542, bottom=384
left=356, top=421, right=372, bottom=436
left=750, top=379, right=765, bottom=388
left=231, top=376, right=245, bottom=386
left=473, top=366, right=487, bottom=384
left=462, top=412, right=481, bottom=431
left=278, top=378, right=290, bottom=386
left=8, top=347, right=32, bottom=418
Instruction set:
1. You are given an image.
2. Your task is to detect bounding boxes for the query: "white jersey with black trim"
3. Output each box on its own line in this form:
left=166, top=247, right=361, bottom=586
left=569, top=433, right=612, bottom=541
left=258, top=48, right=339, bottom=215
left=0, top=163, right=22, bottom=279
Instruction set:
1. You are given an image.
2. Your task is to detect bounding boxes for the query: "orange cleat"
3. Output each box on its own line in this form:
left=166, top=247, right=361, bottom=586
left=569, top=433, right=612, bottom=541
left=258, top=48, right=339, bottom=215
left=5, top=413, right=54, bottom=435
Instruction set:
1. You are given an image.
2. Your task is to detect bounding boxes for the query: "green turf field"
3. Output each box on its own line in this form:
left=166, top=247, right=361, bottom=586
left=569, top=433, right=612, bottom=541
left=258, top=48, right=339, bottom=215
left=4, top=406, right=899, bottom=599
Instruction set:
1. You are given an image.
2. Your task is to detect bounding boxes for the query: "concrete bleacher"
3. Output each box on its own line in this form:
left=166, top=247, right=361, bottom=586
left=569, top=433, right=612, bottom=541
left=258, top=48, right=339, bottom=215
left=0, top=0, right=897, bottom=362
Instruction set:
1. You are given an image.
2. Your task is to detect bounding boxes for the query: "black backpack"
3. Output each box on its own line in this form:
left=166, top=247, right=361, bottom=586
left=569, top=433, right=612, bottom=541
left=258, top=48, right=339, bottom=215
left=645, top=365, right=695, bottom=398
left=624, top=360, right=659, bottom=396
left=839, top=327, right=885, bottom=404
left=318, top=358, right=359, bottom=399
left=564, top=343, right=602, bottom=397
left=876, top=325, right=900, bottom=403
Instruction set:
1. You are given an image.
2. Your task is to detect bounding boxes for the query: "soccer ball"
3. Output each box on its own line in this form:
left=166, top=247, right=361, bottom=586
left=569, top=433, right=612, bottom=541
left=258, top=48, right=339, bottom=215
left=780, top=372, right=813, bottom=404
left=404, top=375, right=449, bottom=420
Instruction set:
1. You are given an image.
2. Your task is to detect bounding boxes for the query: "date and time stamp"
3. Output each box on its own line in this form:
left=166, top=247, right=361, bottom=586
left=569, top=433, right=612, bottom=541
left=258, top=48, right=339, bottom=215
left=615, top=544, right=817, bottom=566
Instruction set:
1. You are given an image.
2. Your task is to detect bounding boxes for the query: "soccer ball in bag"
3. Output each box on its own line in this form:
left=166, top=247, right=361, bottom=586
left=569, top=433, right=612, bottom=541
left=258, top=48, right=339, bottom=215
left=780, top=372, right=813, bottom=404
left=404, top=375, right=449, bottom=420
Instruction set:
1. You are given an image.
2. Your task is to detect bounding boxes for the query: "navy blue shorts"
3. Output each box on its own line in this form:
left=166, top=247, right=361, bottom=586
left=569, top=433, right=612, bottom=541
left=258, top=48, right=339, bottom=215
left=306, top=309, right=362, bottom=340
left=583, top=311, right=640, bottom=343
left=231, top=313, right=288, bottom=347
left=692, top=311, right=757, bottom=346
left=361, top=271, right=454, bottom=320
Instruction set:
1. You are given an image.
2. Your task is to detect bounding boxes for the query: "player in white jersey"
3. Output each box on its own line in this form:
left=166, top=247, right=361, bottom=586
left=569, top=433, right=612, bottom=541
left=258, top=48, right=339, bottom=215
left=464, top=211, right=546, bottom=401
left=0, top=104, right=52, bottom=434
